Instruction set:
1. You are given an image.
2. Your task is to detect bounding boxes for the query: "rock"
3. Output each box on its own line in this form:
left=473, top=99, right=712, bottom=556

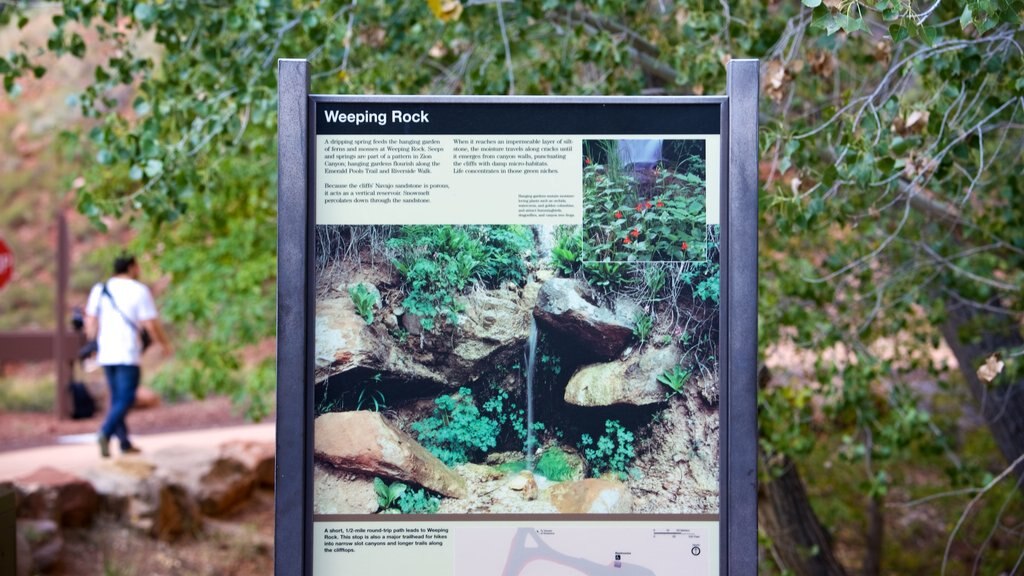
left=458, top=463, right=504, bottom=482
left=383, top=313, right=398, bottom=330
left=84, top=458, right=202, bottom=541
left=316, top=297, right=388, bottom=372
left=564, top=346, right=682, bottom=406
left=313, top=464, right=378, bottom=514
left=447, top=289, right=532, bottom=383
left=13, top=467, right=98, bottom=528
left=318, top=288, right=532, bottom=392
left=507, top=471, right=538, bottom=501
left=401, top=312, right=424, bottom=335
left=134, top=386, right=161, bottom=409
left=150, top=446, right=256, bottom=517
left=220, top=440, right=275, bottom=488
left=314, top=411, right=467, bottom=498
left=548, top=479, right=633, bottom=513
left=16, top=519, right=62, bottom=573
left=132, top=482, right=202, bottom=542
left=315, top=297, right=445, bottom=387
left=84, top=459, right=157, bottom=517
left=533, top=278, right=634, bottom=359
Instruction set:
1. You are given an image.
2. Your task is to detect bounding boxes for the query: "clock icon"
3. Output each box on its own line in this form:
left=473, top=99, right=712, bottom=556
left=691, top=545, right=701, bottom=556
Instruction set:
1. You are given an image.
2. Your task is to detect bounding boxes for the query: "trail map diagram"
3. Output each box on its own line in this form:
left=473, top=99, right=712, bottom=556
left=454, top=526, right=710, bottom=576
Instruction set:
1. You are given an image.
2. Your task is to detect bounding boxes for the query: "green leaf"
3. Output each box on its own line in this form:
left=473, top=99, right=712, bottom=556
left=96, top=149, right=113, bottom=165
left=959, top=5, right=973, bottom=29
left=921, top=26, right=938, bottom=46
left=144, top=159, right=164, bottom=177
left=129, top=165, right=144, bottom=181
left=889, top=24, right=909, bottom=42
left=134, top=4, right=158, bottom=25
left=801, top=0, right=822, bottom=7
left=134, top=98, right=151, bottom=117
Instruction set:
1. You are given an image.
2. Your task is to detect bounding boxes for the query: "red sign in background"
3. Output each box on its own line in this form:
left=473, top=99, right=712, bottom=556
left=0, top=238, right=13, bottom=291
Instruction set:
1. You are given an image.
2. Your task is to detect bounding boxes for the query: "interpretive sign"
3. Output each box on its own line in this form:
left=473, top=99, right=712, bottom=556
left=0, top=238, right=12, bottom=292
left=276, top=59, right=759, bottom=576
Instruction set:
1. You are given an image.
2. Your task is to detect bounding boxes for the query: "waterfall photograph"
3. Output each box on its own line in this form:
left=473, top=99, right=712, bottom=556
left=310, top=140, right=720, bottom=515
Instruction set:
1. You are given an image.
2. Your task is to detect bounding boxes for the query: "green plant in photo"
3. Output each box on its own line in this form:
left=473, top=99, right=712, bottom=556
left=582, top=261, right=629, bottom=290
left=356, top=387, right=386, bottom=412
left=412, top=387, right=500, bottom=466
left=658, top=365, right=690, bottom=397
left=551, top=228, right=584, bottom=276
left=348, top=283, right=379, bottom=324
left=633, top=311, right=654, bottom=344
left=397, top=488, right=441, bottom=514
left=388, top=225, right=532, bottom=332
left=535, top=447, right=577, bottom=482
left=374, top=477, right=407, bottom=513
left=578, top=419, right=636, bottom=479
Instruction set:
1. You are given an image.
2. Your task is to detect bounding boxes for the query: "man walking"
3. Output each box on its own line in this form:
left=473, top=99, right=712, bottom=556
left=85, top=254, right=171, bottom=457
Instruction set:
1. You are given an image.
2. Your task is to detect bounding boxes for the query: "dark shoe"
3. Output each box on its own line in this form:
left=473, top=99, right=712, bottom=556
left=121, top=444, right=142, bottom=455
left=98, top=434, right=110, bottom=458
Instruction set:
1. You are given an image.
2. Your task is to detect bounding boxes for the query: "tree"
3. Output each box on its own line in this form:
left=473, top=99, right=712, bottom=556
left=2, top=0, right=1023, bottom=571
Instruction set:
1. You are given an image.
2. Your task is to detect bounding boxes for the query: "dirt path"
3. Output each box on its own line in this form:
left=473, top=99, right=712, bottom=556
left=0, top=422, right=275, bottom=481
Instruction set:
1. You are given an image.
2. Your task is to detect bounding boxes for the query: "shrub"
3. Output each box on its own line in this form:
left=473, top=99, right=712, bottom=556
left=535, top=447, right=577, bottom=481
left=388, top=226, right=532, bottom=331
left=580, top=148, right=707, bottom=263
left=397, top=488, right=441, bottom=514
left=551, top=228, right=583, bottom=276
left=374, top=477, right=407, bottom=512
left=348, top=283, right=379, bottom=324
left=579, top=419, right=636, bottom=479
left=632, top=311, right=653, bottom=344
left=482, top=388, right=544, bottom=452
left=412, top=387, right=500, bottom=466
left=657, top=365, right=690, bottom=397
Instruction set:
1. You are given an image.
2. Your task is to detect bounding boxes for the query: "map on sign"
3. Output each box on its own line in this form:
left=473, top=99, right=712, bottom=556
left=454, top=525, right=709, bottom=576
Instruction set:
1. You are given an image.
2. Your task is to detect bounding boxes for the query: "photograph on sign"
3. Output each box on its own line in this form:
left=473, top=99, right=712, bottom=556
left=311, top=101, right=722, bottom=575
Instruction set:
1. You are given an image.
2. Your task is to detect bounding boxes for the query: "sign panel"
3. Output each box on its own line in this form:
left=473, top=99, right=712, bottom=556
left=276, top=58, right=759, bottom=576
left=312, top=100, right=723, bottom=575
left=0, top=238, right=12, bottom=291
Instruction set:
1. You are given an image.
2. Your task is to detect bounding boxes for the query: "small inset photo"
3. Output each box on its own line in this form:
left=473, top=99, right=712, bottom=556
left=580, top=139, right=708, bottom=262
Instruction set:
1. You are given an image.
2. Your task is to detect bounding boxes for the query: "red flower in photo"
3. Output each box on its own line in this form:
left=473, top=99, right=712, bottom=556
left=635, top=203, right=643, bottom=212
left=630, top=229, right=640, bottom=238
left=656, top=200, right=665, bottom=208
left=585, top=157, right=592, bottom=165
left=623, top=237, right=633, bottom=245
left=681, top=241, right=689, bottom=251
left=614, top=210, right=623, bottom=219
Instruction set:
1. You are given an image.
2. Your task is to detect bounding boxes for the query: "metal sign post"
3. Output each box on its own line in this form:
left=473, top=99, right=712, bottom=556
left=277, top=58, right=758, bottom=576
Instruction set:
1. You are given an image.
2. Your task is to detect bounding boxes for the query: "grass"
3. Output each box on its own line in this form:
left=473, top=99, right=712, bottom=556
left=0, top=374, right=54, bottom=412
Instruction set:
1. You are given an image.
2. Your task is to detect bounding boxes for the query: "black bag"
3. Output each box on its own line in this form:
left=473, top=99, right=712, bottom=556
left=69, top=381, right=96, bottom=420
left=78, top=340, right=98, bottom=360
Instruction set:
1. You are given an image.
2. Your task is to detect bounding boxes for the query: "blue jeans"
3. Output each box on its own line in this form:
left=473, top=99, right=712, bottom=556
left=100, top=365, right=140, bottom=449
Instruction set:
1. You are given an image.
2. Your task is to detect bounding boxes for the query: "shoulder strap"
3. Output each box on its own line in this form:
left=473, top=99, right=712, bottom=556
left=101, top=282, right=141, bottom=335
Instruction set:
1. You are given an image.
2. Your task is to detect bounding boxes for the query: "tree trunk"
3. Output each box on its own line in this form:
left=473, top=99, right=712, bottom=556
left=940, top=300, right=1024, bottom=486
left=759, top=453, right=849, bottom=576
left=862, top=494, right=883, bottom=576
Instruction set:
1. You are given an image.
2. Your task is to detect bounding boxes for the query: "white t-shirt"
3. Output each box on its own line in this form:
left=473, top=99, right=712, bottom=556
left=85, top=277, right=158, bottom=366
